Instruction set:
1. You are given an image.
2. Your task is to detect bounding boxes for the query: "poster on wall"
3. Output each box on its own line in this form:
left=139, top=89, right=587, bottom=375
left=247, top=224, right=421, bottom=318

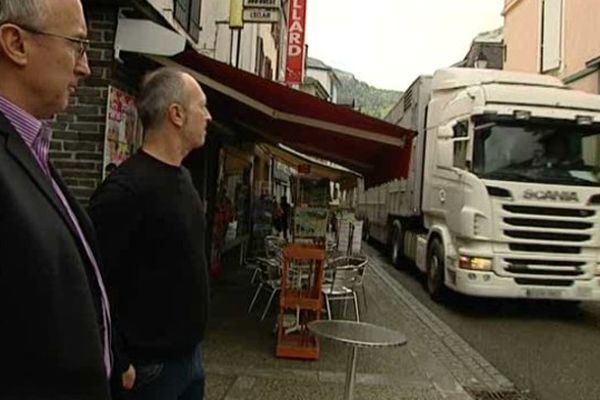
left=102, top=86, right=143, bottom=179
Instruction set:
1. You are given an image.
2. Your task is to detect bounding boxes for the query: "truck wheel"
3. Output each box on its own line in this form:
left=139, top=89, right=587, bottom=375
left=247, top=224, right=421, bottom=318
left=390, top=224, right=404, bottom=268
left=426, top=238, right=447, bottom=302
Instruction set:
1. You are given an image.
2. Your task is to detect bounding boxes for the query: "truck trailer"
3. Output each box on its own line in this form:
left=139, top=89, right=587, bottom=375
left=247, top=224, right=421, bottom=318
left=357, top=68, right=600, bottom=302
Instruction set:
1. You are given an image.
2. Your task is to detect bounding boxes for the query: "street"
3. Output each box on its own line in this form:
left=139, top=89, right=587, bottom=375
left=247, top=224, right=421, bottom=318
left=366, top=242, right=600, bottom=400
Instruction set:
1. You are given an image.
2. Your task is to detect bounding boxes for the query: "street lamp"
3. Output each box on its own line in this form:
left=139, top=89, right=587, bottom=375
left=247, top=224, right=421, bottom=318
left=474, top=51, right=488, bottom=69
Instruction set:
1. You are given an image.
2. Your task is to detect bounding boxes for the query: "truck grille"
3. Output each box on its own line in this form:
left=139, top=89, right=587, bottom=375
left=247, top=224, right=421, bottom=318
left=503, top=205, right=595, bottom=218
left=504, top=259, right=585, bottom=277
left=505, top=230, right=590, bottom=242
left=508, top=243, right=580, bottom=254
left=513, top=278, right=574, bottom=287
left=498, top=204, right=597, bottom=281
left=504, top=217, right=592, bottom=230
left=501, top=205, right=594, bottom=255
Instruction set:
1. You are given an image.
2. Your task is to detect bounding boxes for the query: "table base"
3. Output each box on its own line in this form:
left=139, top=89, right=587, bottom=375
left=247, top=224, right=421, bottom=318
left=344, top=346, right=358, bottom=400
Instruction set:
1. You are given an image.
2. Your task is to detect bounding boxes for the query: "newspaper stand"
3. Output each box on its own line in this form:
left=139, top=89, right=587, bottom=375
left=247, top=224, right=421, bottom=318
left=276, top=243, right=326, bottom=360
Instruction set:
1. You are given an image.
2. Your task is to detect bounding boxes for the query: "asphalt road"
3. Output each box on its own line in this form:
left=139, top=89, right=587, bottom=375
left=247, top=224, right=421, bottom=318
left=367, top=242, right=600, bottom=400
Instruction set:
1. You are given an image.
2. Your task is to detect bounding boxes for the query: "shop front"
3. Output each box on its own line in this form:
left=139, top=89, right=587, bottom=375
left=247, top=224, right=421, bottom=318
left=54, top=5, right=412, bottom=278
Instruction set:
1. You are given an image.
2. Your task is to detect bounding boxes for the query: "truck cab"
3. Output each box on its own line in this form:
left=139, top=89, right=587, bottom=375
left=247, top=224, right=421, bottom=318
left=362, top=68, right=600, bottom=302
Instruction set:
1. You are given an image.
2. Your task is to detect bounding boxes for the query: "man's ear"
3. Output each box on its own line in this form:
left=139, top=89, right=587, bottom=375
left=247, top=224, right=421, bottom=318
left=168, top=103, right=185, bottom=128
left=0, top=24, right=29, bottom=67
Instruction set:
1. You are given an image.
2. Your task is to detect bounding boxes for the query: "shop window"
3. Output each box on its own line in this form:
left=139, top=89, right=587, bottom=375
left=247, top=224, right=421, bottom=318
left=255, top=38, right=274, bottom=79
left=174, top=0, right=202, bottom=42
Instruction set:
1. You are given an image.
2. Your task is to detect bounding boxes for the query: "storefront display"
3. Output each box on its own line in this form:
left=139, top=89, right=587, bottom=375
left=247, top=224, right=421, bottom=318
left=252, top=192, right=275, bottom=250
left=211, top=146, right=253, bottom=273
left=293, top=207, right=328, bottom=239
left=291, top=176, right=330, bottom=207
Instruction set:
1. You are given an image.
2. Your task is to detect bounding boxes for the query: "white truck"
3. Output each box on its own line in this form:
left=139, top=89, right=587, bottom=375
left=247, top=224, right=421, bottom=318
left=357, top=68, right=600, bottom=302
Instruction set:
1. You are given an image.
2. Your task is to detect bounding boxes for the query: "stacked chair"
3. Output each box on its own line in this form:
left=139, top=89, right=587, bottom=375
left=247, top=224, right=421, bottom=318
left=321, top=254, right=369, bottom=321
left=247, top=235, right=286, bottom=320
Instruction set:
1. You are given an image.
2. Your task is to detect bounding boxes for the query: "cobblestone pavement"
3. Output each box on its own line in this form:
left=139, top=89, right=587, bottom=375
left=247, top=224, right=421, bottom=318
left=363, top=244, right=516, bottom=394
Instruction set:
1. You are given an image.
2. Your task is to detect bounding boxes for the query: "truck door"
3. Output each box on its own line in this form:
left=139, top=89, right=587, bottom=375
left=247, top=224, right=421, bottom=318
left=429, top=121, right=469, bottom=235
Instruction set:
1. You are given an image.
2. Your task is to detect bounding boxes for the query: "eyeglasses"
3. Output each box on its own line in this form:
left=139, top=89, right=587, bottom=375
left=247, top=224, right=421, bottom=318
left=20, top=26, right=91, bottom=58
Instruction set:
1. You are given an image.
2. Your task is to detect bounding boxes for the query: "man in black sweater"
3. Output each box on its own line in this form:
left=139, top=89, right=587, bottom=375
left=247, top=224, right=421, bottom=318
left=89, top=67, right=212, bottom=400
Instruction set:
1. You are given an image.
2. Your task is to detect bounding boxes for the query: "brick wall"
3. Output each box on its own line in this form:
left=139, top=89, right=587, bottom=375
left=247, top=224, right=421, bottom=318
left=49, top=7, right=116, bottom=204
left=50, top=6, right=147, bottom=205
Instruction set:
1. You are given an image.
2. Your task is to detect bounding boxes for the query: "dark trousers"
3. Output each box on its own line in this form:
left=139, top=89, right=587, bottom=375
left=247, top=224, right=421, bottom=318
left=118, top=344, right=205, bottom=400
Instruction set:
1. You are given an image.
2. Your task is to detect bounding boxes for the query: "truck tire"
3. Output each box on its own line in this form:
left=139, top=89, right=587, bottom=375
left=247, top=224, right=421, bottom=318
left=390, top=224, right=404, bottom=268
left=426, top=238, right=447, bottom=302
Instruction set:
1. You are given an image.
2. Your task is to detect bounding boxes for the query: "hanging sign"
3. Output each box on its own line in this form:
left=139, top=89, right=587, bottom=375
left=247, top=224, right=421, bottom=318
left=244, top=0, right=280, bottom=8
left=243, top=8, right=280, bottom=23
left=284, top=0, right=307, bottom=85
left=229, top=0, right=244, bottom=28
left=298, top=164, right=311, bottom=174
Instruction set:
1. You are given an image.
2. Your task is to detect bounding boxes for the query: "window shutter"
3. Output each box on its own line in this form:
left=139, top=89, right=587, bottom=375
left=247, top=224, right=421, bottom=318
left=174, top=0, right=190, bottom=31
left=189, top=0, right=201, bottom=41
left=541, top=0, right=562, bottom=72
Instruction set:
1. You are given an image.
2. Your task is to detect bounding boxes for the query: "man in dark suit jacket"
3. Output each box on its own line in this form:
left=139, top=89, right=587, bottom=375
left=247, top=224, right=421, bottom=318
left=0, top=0, right=111, bottom=398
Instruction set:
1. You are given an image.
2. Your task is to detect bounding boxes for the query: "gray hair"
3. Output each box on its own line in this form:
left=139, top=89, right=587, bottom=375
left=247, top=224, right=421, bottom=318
left=0, top=0, right=49, bottom=30
left=137, top=67, right=189, bottom=132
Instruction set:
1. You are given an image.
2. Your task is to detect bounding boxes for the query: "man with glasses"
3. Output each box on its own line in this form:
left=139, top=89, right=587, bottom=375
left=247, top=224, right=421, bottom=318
left=21, top=25, right=91, bottom=58
left=0, top=0, right=111, bottom=399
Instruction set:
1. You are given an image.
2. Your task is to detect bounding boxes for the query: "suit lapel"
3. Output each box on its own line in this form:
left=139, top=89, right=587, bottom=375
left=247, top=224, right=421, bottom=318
left=51, top=164, right=101, bottom=258
left=0, top=112, right=84, bottom=242
left=0, top=111, right=107, bottom=318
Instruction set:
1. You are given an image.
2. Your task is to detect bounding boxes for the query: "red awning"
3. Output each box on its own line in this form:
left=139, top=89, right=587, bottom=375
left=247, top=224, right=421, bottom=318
left=152, top=50, right=414, bottom=187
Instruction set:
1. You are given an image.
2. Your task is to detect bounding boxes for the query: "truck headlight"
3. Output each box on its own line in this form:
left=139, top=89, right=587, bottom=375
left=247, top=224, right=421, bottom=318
left=459, top=256, right=493, bottom=271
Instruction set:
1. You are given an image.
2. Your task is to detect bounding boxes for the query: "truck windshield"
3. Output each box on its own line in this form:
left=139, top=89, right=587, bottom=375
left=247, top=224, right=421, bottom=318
left=472, top=119, right=600, bottom=187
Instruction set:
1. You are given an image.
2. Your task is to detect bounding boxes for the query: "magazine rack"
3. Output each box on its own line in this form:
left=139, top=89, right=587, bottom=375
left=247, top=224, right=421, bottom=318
left=276, top=243, right=326, bottom=359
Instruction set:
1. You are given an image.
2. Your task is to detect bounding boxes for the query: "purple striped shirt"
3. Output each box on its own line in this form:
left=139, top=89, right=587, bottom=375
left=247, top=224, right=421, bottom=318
left=0, top=95, right=112, bottom=377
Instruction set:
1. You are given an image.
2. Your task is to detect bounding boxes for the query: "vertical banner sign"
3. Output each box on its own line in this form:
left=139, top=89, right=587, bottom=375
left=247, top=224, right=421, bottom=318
left=229, top=0, right=244, bottom=28
left=284, top=0, right=307, bottom=85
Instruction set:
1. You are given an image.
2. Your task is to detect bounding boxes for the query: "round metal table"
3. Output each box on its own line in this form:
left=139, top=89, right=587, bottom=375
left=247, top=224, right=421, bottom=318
left=308, top=320, right=407, bottom=400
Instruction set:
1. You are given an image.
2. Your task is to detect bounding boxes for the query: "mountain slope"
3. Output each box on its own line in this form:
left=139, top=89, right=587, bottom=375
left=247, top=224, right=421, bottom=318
left=334, top=68, right=403, bottom=120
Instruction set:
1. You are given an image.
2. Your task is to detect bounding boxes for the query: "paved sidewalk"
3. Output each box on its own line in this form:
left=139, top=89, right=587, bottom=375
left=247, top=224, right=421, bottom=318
left=203, top=243, right=516, bottom=400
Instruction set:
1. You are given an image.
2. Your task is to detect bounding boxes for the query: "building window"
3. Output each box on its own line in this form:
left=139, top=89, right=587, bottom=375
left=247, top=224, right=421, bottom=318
left=255, top=37, right=265, bottom=77
left=174, top=0, right=202, bottom=41
left=540, top=0, right=562, bottom=72
left=403, top=88, right=412, bottom=111
left=254, top=38, right=274, bottom=79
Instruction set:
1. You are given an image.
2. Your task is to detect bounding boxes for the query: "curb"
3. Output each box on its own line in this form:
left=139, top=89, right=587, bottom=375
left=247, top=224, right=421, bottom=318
left=364, top=244, right=515, bottom=393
